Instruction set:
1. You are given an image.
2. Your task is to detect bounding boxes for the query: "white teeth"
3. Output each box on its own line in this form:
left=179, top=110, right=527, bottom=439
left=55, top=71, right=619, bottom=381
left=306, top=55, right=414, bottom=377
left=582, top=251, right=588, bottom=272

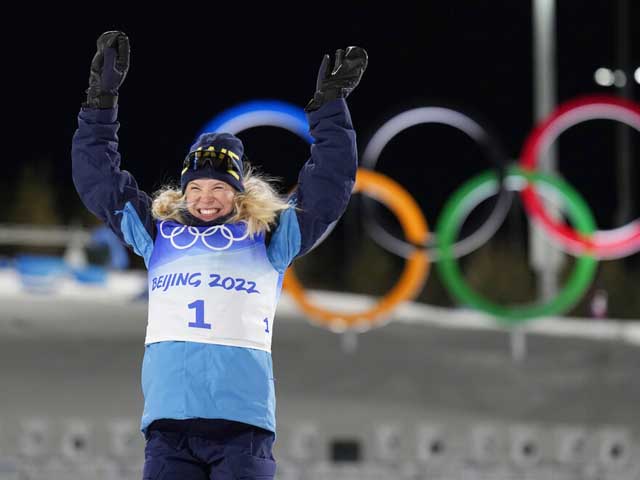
left=200, top=209, right=218, bottom=215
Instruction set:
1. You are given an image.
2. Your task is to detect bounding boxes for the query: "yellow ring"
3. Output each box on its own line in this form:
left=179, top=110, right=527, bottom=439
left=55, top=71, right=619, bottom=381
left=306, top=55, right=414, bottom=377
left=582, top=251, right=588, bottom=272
left=283, top=168, right=430, bottom=331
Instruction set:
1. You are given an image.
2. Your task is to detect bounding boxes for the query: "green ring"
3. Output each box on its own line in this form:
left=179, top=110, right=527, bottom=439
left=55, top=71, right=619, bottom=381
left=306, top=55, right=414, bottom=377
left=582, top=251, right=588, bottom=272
left=435, top=167, right=597, bottom=323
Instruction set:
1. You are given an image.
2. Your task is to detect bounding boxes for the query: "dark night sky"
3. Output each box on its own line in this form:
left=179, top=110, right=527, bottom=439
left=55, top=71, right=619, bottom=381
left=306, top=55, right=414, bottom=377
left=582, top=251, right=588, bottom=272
left=4, top=1, right=639, bottom=231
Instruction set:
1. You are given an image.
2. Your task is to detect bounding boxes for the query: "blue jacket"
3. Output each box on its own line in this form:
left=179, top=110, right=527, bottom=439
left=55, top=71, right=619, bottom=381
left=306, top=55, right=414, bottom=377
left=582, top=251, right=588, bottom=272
left=71, top=99, right=357, bottom=435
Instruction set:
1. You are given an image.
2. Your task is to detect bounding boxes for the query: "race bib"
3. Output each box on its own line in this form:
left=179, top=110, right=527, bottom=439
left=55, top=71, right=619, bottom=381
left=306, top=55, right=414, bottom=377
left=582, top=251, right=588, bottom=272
left=145, top=221, right=281, bottom=352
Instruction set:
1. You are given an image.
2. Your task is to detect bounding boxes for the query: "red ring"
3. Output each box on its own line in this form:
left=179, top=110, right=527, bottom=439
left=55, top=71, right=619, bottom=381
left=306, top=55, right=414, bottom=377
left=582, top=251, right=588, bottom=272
left=519, top=95, right=640, bottom=259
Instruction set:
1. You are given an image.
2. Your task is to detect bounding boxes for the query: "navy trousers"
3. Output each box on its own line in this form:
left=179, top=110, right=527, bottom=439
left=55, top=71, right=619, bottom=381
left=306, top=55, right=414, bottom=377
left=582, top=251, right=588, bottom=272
left=142, top=419, right=276, bottom=479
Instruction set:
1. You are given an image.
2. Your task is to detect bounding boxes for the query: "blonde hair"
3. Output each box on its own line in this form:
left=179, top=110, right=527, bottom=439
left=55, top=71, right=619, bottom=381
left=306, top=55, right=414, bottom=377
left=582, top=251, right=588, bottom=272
left=151, top=166, right=291, bottom=237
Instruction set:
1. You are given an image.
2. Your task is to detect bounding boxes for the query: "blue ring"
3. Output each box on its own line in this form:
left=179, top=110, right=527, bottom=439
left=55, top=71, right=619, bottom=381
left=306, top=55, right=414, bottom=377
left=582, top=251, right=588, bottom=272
left=198, top=100, right=313, bottom=144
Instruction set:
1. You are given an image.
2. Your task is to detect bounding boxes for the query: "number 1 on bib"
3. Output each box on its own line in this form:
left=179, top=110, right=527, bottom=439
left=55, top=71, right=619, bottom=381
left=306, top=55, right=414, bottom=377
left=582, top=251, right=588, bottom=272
left=188, top=300, right=212, bottom=329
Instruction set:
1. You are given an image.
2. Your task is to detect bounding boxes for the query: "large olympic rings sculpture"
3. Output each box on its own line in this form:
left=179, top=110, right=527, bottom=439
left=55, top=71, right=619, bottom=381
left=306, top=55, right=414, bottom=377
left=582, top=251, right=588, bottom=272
left=199, top=95, right=639, bottom=330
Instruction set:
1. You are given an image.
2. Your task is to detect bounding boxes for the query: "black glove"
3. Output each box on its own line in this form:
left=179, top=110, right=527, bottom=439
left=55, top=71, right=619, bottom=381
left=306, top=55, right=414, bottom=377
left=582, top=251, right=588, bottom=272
left=83, top=31, right=130, bottom=109
left=305, top=46, right=368, bottom=112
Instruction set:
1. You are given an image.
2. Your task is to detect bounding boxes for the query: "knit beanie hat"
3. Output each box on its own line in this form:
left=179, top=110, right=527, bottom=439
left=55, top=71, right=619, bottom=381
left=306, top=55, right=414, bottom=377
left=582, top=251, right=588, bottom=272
left=181, top=132, right=245, bottom=192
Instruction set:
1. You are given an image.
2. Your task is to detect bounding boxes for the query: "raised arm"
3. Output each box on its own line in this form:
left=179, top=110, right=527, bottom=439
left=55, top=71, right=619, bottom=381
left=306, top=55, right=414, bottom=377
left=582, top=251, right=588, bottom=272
left=71, top=31, right=155, bottom=266
left=295, top=46, right=368, bottom=256
left=293, top=98, right=356, bottom=256
left=266, top=47, right=368, bottom=271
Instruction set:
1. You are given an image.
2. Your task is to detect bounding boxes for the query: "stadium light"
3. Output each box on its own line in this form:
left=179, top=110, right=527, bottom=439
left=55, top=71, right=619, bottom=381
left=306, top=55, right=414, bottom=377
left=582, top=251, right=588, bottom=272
left=416, top=424, right=448, bottom=464
left=613, top=69, right=627, bottom=88
left=107, top=418, right=139, bottom=459
left=61, top=420, right=92, bottom=461
left=19, top=418, right=50, bottom=458
left=510, top=425, right=542, bottom=467
left=288, top=423, right=322, bottom=463
left=374, top=423, right=403, bottom=462
left=555, top=426, right=588, bottom=465
left=594, top=67, right=615, bottom=87
left=598, top=428, right=631, bottom=470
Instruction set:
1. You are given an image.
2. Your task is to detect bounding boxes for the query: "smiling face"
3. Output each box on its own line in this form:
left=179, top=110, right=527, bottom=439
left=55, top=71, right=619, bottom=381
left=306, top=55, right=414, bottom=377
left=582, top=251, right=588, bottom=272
left=184, top=178, right=236, bottom=222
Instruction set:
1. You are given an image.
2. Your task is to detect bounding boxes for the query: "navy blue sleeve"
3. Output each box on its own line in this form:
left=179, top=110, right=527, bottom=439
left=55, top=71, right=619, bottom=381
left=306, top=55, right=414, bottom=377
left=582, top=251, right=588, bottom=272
left=292, top=98, right=357, bottom=257
left=71, top=106, right=155, bottom=266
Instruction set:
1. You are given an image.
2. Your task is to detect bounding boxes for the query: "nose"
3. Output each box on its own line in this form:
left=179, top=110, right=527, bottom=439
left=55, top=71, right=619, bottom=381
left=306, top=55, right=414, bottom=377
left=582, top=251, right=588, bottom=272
left=199, top=190, right=218, bottom=203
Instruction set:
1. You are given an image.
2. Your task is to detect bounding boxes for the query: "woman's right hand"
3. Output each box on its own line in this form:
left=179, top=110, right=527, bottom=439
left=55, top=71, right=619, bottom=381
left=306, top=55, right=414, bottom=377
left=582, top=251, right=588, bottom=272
left=84, top=31, right=130, bottom=109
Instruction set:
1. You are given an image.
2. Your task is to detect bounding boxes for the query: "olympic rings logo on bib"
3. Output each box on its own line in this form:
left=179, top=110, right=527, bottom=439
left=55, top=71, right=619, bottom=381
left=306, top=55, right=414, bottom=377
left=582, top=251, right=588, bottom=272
left=159, top=221, right=250, bottom=251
